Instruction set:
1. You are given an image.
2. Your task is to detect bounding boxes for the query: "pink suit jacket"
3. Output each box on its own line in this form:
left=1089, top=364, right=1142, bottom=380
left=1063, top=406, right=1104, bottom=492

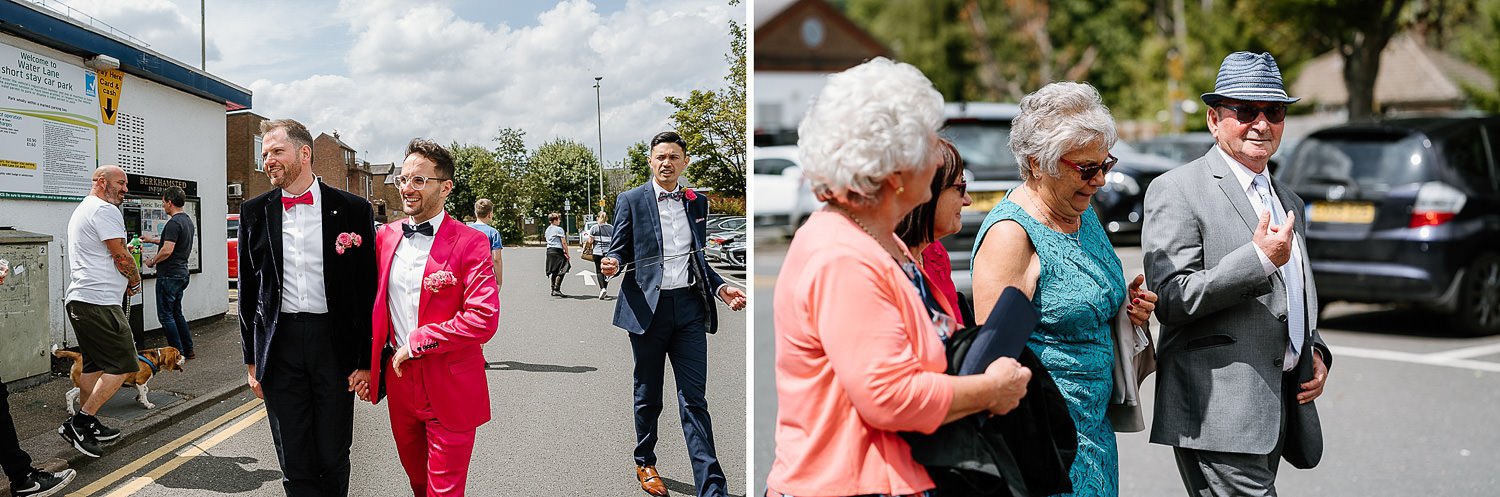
left=368, top=213, right=500, bottom=432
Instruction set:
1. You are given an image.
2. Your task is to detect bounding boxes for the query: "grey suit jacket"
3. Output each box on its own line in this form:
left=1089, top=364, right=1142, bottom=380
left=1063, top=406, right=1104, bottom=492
left=1141, top=149, right=1333, bottom=468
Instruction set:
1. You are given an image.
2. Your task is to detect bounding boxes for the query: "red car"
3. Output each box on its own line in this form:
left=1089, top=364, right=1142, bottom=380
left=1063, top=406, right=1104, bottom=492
left=227, top=213, right=239, bottom=283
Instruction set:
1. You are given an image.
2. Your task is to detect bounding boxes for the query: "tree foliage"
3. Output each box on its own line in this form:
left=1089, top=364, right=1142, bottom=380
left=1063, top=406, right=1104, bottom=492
left=523, top=138, right=600, bottom=232
left=665, top=0, right=746, bottom=198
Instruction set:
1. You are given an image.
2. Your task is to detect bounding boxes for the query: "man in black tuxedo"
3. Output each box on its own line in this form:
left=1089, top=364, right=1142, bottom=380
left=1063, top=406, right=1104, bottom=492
left=238, top=118, right=376, bottom=497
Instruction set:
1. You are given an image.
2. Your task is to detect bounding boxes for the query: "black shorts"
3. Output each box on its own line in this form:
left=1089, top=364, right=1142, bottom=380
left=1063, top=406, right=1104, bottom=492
left=66, top=301, right=137, bottom=375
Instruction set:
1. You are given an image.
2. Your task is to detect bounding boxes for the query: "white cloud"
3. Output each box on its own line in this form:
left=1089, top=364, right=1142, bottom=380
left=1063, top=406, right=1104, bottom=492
left=76, top=0, right=743, bottom=167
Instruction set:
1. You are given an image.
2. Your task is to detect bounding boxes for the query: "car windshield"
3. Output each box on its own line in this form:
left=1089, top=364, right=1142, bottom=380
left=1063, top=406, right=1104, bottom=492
left=1282, top=132, right=1435, bottom=198
left=755, top=158, right=796, bottom=175
left=941, top=121, right=1020, bottom=181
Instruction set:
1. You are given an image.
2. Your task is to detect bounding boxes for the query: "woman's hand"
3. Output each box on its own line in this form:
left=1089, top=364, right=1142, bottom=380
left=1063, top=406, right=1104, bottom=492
left=1126, top=274, right=1158, bottom=327
left=983, top=357, right=1031, bottom=415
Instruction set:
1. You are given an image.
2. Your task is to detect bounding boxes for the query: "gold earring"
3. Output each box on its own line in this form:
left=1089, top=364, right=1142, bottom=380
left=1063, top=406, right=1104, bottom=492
left=897, top=186, right=905, bottom=195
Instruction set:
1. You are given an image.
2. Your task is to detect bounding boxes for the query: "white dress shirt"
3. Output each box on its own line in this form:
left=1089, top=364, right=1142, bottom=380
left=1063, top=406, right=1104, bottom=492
left=1219, top=147, right=1306, bottom=371
left=652, top=181, right=696, bottom=290
left=388, top=212, right=445, bottom=348
left=280, top=184, right=329, bottom=314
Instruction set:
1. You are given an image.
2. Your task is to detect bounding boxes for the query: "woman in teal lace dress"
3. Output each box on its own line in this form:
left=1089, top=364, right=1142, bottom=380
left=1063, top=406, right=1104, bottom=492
left=969, top=81, right=1158, bottom=497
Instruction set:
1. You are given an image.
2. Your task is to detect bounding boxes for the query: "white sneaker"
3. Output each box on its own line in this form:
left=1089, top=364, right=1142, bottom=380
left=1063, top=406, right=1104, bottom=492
left=599, top=289, right=607, bottom=299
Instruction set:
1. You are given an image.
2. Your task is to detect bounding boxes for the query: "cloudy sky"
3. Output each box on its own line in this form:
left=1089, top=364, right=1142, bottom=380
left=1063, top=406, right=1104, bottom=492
left=63, top=0, right=743, bottom=166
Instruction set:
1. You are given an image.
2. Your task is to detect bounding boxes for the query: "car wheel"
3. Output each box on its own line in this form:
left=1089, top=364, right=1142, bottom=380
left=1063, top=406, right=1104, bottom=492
left=1453, top=253, right=1500, bottom=336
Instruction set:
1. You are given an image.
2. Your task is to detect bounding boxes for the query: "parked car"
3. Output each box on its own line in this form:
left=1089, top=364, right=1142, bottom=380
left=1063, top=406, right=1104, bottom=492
left=753, top=145, right=821, bottom=236
left=722, top=231, right=746, bottom=268
left=1091, top=150, right=1181, bottom=243
left=1281, top=116, right=1500, bottom=335
left=227, top=213, right=239, bottom=284
left=1132, top=132, right=1217, bottom=165
left=708, top=215, right=746, bottom=238
left=706, top=227, right=745, bottom=264
left=937, top=102, right=1024, bottom=294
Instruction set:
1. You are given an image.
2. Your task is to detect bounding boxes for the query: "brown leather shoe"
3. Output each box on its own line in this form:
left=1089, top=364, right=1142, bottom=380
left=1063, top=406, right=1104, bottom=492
left=635, top=465, right=668, bottom=496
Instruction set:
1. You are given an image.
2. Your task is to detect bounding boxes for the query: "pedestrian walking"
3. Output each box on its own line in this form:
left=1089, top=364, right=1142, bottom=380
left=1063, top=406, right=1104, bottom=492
left=1143, top=51, right=1332, bottom=496
left=238, top=118, right=377, bottom=497
left=58, top=165, right=137, bottom=458
left=467, top=199, right=505, bottom=290
left=142, top=186, right=196, bottom=359
left=544, top=213, right=569, bottom=297
left=583, top=211, right=614, bottom=299
left=600, top=131, right=747, bottom=497
left=356, top=139, right=500, bottom=497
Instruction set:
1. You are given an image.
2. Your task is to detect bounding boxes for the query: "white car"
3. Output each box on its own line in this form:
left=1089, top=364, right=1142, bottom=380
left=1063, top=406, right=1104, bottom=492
left=752, top=145, right=822, bottom=237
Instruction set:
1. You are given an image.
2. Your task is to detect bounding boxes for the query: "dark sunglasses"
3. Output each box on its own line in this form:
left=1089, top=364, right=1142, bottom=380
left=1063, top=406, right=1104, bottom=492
left=1217, top=103, right=1288, bottom=124
left=1059, top=154, right=1118, bottom=181
left=950, top=181, right=968, bottom=197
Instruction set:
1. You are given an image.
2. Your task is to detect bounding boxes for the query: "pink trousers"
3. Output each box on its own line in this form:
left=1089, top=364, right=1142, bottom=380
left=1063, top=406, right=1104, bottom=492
left=385, top=358, right=478, bottom=497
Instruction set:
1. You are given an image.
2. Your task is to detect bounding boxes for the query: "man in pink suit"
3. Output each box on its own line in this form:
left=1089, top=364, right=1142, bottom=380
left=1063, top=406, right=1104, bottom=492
left=353, top=139, right=499, bottom=497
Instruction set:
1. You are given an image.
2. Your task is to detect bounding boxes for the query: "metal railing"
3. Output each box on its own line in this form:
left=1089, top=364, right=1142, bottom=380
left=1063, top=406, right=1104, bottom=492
left=21, top=0, right=151, bottom=48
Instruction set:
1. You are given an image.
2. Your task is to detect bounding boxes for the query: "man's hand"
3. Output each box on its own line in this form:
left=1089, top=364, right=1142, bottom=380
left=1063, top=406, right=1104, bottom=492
left=982, top=357, right=1031, bottom=415
left=141, top=233, right=160, bottom=245
left=391, top=345, right=413, bottom=378
left=1297, top=349, right=1328, bottom=404
left=126, top=281, right=142, bottom=297
left=600, top=257, right=619, bottom=277
left=145, top=258, right=156, bottom=269
left=247, top=365, right=263, bottom=399
left=348, top=369, right=371, bottom=401
left=1126, top=274, right=1158, bottom=327
left=1253, top=209, right=1296, bottom=267
left=718, top=285, right=747, bottom=311
left=0, top=259, right=9, bottom=285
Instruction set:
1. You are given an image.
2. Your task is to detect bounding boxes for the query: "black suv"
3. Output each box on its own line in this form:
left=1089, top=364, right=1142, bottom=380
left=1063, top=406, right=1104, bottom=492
left=1281, top=117, right=1500, bottom=335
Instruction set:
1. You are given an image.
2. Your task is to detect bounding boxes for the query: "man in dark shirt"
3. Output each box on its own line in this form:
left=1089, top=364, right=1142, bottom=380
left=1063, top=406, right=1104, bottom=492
left=144, top=186, right=197, bottom=359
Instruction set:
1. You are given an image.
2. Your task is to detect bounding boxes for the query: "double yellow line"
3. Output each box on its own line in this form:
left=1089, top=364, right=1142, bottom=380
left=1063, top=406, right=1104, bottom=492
left=68, top=398, right=267, bottom=497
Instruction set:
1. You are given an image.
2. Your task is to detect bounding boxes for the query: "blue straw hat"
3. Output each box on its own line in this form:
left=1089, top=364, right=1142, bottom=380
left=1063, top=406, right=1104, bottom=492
left=1200, top=51, right=1300, bottom=106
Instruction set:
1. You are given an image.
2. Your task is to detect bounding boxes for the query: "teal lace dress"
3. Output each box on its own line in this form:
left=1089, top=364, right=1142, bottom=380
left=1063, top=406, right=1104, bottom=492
left=971, top=197, right=1127, bottom=497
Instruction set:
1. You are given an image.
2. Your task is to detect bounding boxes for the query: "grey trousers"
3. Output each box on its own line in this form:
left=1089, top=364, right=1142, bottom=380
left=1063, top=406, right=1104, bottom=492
left=1171, top=397, right=1289, bottom=497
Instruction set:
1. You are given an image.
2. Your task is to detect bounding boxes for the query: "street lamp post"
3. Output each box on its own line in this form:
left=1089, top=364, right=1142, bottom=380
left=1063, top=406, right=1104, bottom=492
left=594, top=76, right=606, bottom=217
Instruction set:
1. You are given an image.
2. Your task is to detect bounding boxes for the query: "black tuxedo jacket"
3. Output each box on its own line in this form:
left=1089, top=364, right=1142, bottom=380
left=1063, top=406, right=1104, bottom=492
left=238, top=182, right=377, bottom=380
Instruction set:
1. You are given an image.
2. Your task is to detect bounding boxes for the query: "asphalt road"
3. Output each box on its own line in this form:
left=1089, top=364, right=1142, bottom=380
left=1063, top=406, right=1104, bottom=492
left=753, top=237, right=1500, bottom=496
left=68, top=246, right=749, bottom=497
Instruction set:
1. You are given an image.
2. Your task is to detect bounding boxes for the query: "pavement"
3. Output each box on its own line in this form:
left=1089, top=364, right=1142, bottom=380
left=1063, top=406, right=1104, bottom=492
left=1, top=309, right=249, bottom=494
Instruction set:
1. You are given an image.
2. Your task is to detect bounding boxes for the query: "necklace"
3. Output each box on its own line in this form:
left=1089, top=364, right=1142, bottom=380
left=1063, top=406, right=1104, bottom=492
left=1020, top=188, right=1082, bottom=246
left=832, top=206, right=915, bottom=267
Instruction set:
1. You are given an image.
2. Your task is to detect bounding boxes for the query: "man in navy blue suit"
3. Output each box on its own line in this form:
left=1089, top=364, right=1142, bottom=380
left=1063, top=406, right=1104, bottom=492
left=600, top=131, right=746, bottom=497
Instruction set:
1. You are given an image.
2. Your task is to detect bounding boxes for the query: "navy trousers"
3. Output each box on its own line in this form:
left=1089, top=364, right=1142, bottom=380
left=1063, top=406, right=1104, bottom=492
left=629, top=287, right=725, bottom=497
left=263, top=313, right=354, bottom=497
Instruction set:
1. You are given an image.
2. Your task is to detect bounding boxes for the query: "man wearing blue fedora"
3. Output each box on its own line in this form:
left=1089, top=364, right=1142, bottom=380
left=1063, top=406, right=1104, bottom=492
left=1141, top=51, right=1333, bottom=496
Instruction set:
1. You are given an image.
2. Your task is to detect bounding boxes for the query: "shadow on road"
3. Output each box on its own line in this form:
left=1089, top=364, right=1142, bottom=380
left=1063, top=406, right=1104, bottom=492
left=662, top=476, right=745, bottom=497
left=486, top=361, right=598, bottom=374
left=155, top=455, right=281, bottom=493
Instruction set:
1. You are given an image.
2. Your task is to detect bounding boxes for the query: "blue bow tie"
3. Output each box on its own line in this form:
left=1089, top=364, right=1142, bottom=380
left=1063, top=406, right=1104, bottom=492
left=657, top=191, right=684, bottom=202
left=402, top=222, right=434, bottom=238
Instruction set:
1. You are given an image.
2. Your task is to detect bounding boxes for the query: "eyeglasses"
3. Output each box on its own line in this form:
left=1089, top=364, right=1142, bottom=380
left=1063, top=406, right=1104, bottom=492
left=1059, top=155, right=1118, bottom=181
left=393, top=175, right=449, bottom=189
left=950, top=181, right=968, bottom=197
left=1216, top=103, right=1287, bottom=124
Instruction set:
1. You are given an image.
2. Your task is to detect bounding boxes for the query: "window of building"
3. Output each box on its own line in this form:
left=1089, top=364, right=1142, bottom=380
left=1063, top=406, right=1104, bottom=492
left=254, top=135, right=265, bottom=172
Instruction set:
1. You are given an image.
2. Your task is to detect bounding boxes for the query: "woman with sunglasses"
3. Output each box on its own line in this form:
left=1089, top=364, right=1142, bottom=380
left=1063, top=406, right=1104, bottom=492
left=969, top=81, right=1158, bottom=497
left=766, top=57, right=1031, bottom=497
left=895, top=139, right=972, bottom=326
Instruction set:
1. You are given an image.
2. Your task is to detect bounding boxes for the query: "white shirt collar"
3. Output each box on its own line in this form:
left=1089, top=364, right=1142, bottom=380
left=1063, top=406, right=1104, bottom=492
left=1217, top=146, right=1270, bottom=194
left=409, top=210, right=446, bottom=234
left=280, top=181, right=322, bottom=205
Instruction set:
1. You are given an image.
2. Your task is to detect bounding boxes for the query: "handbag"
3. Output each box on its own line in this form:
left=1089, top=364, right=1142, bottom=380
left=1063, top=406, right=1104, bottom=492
left=580, top=237, right=595, bottom=261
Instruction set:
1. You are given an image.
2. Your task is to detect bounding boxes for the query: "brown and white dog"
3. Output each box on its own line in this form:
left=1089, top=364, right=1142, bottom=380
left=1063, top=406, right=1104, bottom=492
left=52, top=346, right=185, bottom=414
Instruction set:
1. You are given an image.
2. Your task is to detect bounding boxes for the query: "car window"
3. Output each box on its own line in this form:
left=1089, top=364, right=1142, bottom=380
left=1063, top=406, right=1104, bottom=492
left=755, top=158, right=796, bottom=175
left=721, top=218, right=746, bottom=230
left=941, top=121, right=1019, bottom=181
left=227, top=219, right=239, bottom=238
left=1283, top=132, right=1434, bottom=198
left=1445, top=124, right=1495, bottom=195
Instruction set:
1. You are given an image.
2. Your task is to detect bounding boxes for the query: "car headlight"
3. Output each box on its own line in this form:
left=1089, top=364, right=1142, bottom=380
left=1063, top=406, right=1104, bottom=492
left=1105, top=171, right=1141, bottom=196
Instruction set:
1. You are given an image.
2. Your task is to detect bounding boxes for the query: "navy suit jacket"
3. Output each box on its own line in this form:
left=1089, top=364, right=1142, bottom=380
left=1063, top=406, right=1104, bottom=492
left=605, top=183, right=726, bottom=335
left=238, top=182, right=377, bottom=381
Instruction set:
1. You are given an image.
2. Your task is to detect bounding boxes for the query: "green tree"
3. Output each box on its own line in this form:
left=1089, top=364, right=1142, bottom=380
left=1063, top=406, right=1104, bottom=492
left=664, top=0, right=746, bottom=198
left=445, top=141, right=485, bottom=224
left=1260, top=0, right=1411, bottom=121
left=523, top=139, right=600, bottom=233
left=624, top=141, right=651, bottom=188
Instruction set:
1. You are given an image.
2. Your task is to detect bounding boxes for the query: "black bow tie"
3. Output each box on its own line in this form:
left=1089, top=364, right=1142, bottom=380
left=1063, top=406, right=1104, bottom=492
left=403, top=222, right=434, bottom=238
left=657, top=191, right=683, bottom=202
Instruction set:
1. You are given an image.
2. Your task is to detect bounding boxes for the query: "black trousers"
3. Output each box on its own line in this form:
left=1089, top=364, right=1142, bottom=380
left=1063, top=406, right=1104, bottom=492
left=0, top=376, right=34, bottom=482
left=593, top=258, right=609, bottom=291
left=630, top=288, right=725, bottom=497
left=264, top=313, right=354, bottom=497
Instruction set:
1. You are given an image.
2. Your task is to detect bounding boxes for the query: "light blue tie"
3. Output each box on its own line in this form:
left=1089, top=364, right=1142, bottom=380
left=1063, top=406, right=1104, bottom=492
left=1253, top=175, right=1305, bottom=359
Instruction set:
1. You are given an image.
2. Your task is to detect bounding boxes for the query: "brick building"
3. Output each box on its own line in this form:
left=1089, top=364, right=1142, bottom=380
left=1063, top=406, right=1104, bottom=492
left=225, top=110, right=271, bottom=214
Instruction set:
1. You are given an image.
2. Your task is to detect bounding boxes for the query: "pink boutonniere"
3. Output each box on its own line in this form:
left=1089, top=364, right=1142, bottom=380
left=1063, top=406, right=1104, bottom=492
left=684, top=188, right=698, bottom=201
left=335, top=232, right=363, bottom=255
left=423, top=270, right=457, bottom=293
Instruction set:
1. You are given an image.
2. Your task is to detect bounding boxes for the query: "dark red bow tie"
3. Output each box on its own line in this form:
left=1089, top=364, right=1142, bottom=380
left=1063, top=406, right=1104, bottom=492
left=281, top=191, right=313, bottom=210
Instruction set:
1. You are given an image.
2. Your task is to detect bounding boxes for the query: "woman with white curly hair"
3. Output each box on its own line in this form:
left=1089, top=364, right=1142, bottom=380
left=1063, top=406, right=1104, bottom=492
left=765, top=57, right=1032, bottom=497
left=969, top=81, right=1159, bottom=497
